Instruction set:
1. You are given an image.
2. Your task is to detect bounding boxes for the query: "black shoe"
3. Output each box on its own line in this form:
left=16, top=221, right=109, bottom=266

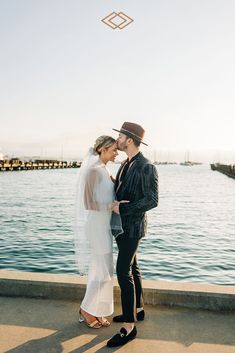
left=107, top=326, right=137, bottom=347
left=113, top=310, right=145, bottom=322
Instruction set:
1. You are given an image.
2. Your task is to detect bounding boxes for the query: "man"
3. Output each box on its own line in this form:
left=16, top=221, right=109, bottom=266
left=107, top=122, right=158, bottom=347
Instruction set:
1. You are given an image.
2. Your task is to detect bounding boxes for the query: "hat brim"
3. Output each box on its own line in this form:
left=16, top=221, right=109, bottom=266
left=112, top=128, right=148, bottom=146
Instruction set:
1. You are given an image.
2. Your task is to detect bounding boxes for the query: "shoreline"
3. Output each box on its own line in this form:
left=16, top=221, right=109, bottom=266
left=0, top=270, right=234, bottom=311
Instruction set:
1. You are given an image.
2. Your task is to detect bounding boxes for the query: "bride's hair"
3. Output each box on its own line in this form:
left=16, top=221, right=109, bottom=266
left=93, top=135, right=116, bottom=155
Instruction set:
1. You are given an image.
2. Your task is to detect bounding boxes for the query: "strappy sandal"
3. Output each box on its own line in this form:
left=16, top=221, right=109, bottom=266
left=79, top=309, right=102, bottom=329
left=98, top=317, right=111, bottom=327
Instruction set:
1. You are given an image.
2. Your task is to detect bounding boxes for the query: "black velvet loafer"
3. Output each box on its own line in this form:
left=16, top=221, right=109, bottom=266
left=107, top=326, right=137, bottom=347
left=113, top=310, right=145, bottom=322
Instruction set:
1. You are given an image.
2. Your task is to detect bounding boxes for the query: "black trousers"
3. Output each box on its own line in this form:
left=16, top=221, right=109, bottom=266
left=116, top=234, right=143, bottom=322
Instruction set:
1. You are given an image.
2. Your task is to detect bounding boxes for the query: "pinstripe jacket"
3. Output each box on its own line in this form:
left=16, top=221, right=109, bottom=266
left=114, top=152, right=158, bottom=239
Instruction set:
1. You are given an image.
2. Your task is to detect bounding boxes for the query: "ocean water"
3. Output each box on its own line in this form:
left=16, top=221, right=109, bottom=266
left=0, top=164, right=234, bottom=285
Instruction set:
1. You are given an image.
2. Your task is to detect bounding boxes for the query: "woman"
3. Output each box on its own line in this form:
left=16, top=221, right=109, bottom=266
left=74, top=135, right=122, bottom=329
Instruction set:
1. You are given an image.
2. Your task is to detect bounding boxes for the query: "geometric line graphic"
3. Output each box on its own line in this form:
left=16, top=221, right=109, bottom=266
left=101, top=12, right=134, bottom=30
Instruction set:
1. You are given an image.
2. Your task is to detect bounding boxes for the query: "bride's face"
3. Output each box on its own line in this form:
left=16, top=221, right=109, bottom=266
left=103, top=142, right=118, bottom=162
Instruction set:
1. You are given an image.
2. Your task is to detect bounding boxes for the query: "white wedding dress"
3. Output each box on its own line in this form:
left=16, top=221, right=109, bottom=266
left=75, top=158, right=115, bottom=317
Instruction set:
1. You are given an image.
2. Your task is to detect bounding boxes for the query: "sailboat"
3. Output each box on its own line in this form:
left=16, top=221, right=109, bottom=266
left=180, top=150, right=202, bottom=166
left=180, top=150, right=193, bottom=166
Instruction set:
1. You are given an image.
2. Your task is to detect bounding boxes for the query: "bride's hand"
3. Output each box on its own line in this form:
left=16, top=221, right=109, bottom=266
left=110, top=201, right=119, bottom=211
left=112, top=200, right=129, bottom=214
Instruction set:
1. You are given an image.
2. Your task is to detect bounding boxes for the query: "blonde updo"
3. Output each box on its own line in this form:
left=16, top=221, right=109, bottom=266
left=93, top=135, right=116, bottom=155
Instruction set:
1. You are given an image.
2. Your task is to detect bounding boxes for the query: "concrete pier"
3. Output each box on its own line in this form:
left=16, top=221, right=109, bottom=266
left=0, top=270, right=234, bottom=353
left=1, top=297, right=235, bottom=353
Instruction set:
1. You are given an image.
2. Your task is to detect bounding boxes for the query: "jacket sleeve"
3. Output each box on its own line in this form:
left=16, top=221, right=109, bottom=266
left=119, top=163, right=158, bottom=216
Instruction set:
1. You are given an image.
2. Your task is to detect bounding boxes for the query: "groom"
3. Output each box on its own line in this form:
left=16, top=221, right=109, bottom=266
left=107, top=122, right=158, bottom=347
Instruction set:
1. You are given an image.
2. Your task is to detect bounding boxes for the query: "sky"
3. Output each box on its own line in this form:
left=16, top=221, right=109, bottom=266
left=0, top=0, right=235, bottom=163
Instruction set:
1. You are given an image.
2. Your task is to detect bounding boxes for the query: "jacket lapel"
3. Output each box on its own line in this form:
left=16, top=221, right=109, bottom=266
left=115, top=161, right=127, bottom=192
left=116, top=153, right=143, bottom=194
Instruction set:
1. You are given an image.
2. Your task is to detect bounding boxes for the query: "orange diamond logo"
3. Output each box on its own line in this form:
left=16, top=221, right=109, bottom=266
left=101, top=12, right=134, bottom=30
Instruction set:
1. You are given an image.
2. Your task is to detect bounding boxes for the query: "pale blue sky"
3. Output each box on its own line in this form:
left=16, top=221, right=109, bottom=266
left=0, top=0, right=235, bottom=162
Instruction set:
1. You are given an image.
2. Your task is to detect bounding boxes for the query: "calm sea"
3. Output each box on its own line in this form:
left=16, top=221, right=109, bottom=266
left=0, top=164, right=234, bottom=285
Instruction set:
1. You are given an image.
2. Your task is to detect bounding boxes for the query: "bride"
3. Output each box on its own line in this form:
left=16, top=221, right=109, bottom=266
left=74, top=135, right=123, bottom=328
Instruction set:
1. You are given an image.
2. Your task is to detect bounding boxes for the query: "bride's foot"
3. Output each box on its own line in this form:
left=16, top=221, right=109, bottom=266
left=79, top=308, right=102, bottom=329
left=98, top=317, right=111, bottom=327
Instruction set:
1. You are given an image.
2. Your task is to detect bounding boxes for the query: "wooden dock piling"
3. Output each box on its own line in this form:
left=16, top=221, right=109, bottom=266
left=0, top=159, right=81, bottom=172
left=210, top=163, right=235, bottom=179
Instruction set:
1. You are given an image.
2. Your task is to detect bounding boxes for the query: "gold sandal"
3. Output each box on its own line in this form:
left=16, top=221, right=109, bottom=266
left=79, top=309, right=102, bottom=329
left=98, top=317, right=111, bottom=327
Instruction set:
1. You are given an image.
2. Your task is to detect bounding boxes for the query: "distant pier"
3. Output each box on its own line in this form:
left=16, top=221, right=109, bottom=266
left=211, top=163, right=235, bottom=179
left=0, top=158, right=81, bottom=172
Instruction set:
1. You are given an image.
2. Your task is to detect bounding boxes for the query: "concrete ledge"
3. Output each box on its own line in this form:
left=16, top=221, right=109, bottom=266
left=0, top=270, right=234, bottom=311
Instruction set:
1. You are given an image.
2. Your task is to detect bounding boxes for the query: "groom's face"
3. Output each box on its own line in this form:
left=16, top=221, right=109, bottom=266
left=116, top=133, right=129, bottom=151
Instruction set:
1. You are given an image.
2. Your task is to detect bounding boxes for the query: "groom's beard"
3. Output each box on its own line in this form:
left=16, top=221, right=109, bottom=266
left=117, top=141, right=127, bottom=152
